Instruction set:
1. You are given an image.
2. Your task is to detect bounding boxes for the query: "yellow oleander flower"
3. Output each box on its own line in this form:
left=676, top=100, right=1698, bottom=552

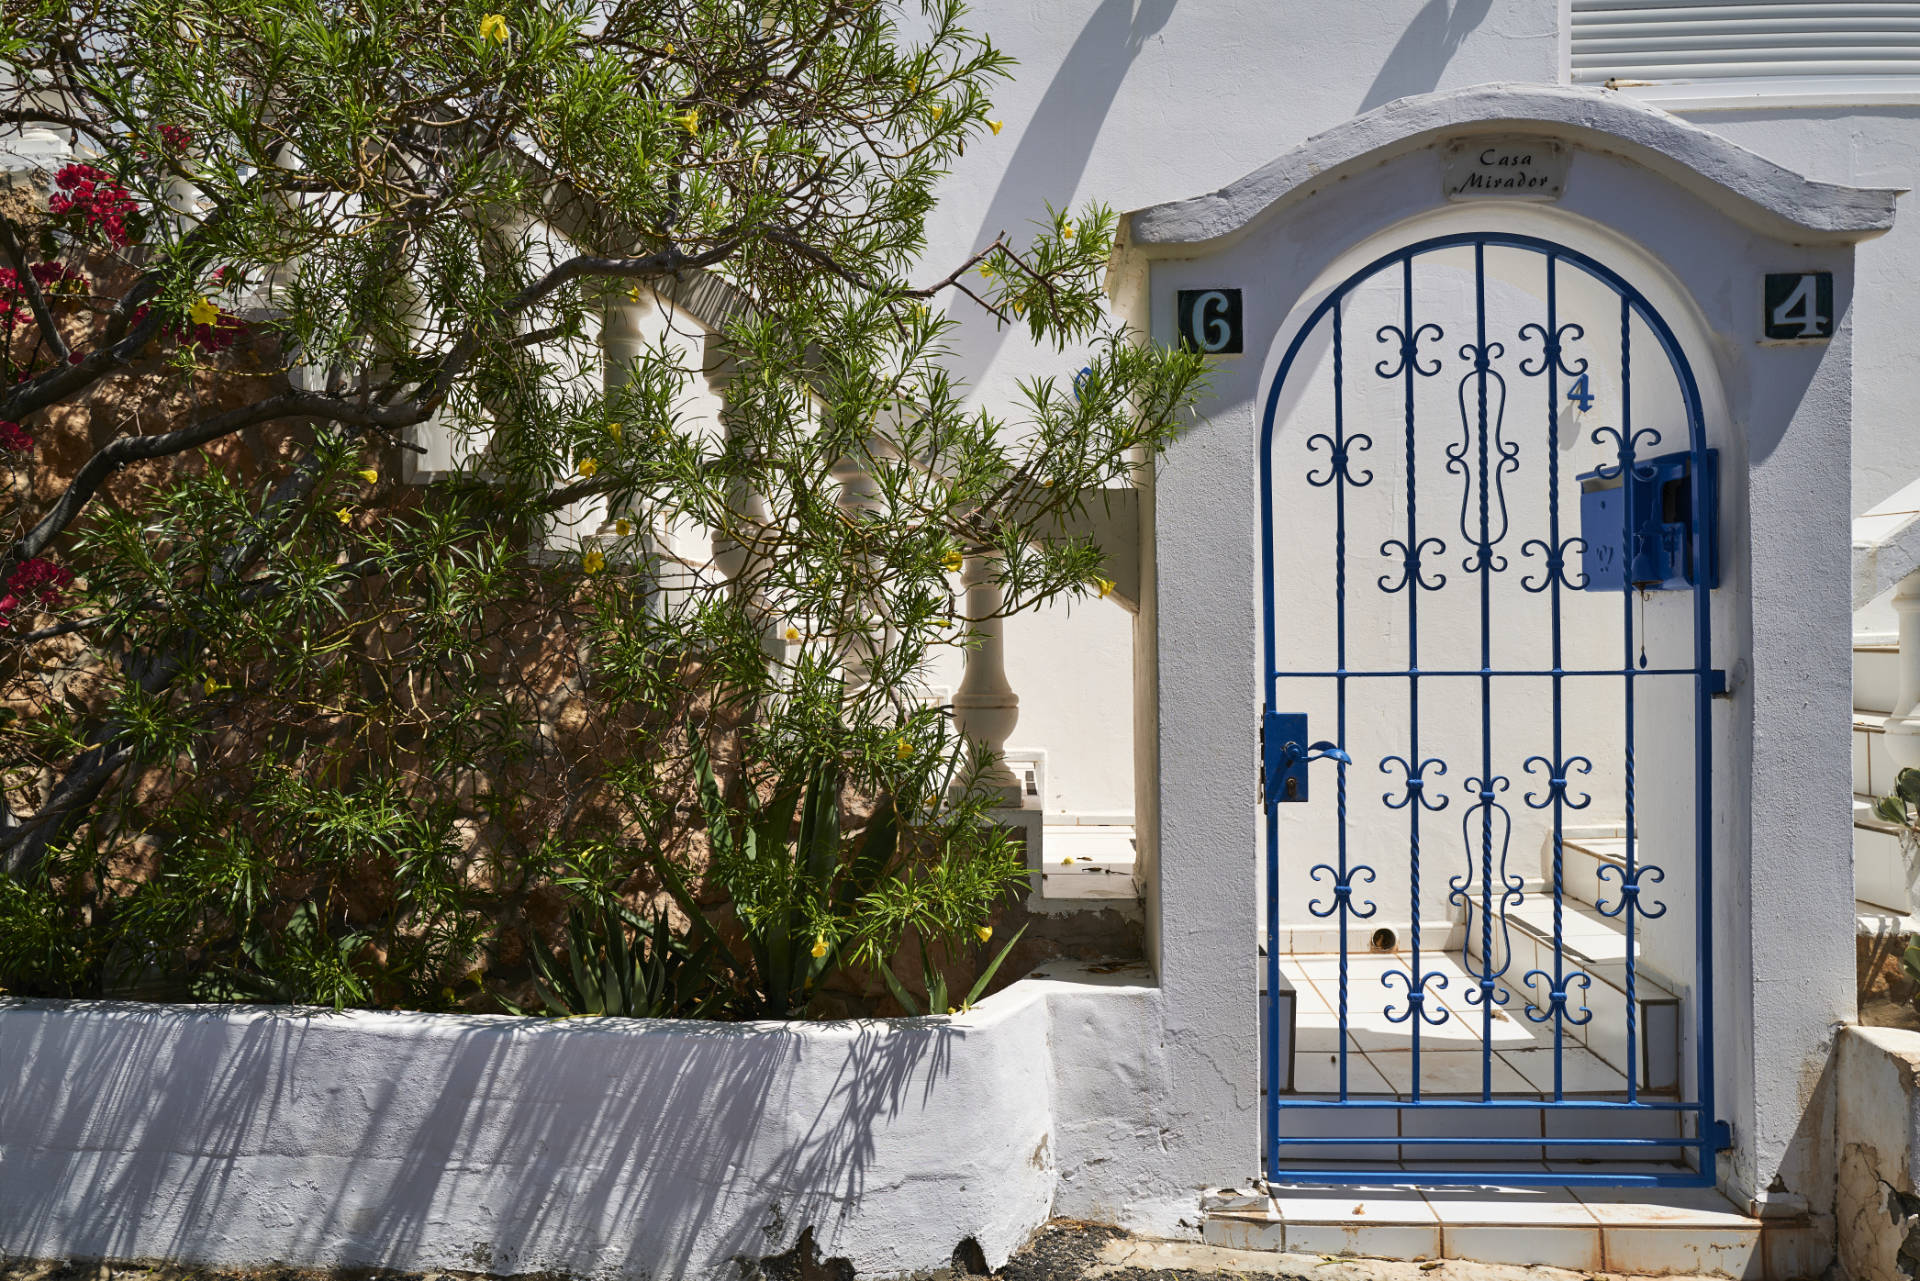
left=626, top=285, right=642, bottom=302
left=358, top=468, right=378, bottom=484
left=975, top=925, right=992, bottom=943
left=810, top=937, right=829, bottom=959
left=1062, top=224, right=1075, bottom=240
left=577, top=456, right=598, bottom=478
left=907, top=76, right=918, bottom=94
left=614, top=518, right=631, bottom=536
left=335, top=507, right=353, bottom=525
left=674, top=108, right=700, bottom=134
left=988, top=120, right=1003, bottom=135
left=582, top=548, right=606, bottom=574
left=664, top=41, right=675, bottom=56
left=479, top=13, right=509, bottom=43
left=941, top=548, right=963, bottom=573
left=1096, top=577, right=1114, bottom=599
left=188, top=296, right=219, bottom=327
left=895, top=737, right=914, bottom=760
left=978, top=262, right=993, bottom=279
left=929, top=103, right=943, bottom=119
left=203, top=677, right=222, bottom=696
left=784, top=625, right=801, bottom=642
left=1012, top=300, right=1025, bottom=316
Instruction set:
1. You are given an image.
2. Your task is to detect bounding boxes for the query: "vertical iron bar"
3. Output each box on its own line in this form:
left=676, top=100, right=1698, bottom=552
left=1334, top=301, right=1352, bottom=1101
left=1403, top=255, right=1424, bottom=1103
left=1620, top=294, right=1641, bottom=1104
left=1475, top=242, right=1495, bottom=1100
left=1689, top=327, right=1716, bottom=1165
left=1547, top=256, right=1567, bottom=1102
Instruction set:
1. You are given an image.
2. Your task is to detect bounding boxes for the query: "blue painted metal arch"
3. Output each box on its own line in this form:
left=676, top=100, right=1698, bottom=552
left=1257, top=231, right=1721, bottom=1188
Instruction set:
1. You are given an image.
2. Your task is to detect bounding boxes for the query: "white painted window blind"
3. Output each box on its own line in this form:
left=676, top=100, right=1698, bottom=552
left=1572, top=1, right=1920, bottom=85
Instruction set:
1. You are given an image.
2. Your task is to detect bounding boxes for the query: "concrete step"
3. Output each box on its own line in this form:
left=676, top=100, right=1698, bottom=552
left=1202, top=1184, right=1824, bottom=1275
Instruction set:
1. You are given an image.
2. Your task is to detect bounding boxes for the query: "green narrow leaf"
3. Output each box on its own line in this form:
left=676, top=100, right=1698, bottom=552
left=961, top=923, right=1029, bottom=1010
left=879, top=959, right=923, bottom=1017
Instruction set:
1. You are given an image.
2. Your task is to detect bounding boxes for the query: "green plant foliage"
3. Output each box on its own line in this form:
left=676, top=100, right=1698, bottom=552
left=0, top=0, right=1206, bottom=1016
left=1877, top=767, right=1920, bottom=827
left=880, top=921, right=1027, bottom=1018
left=523, top=898, right=722, bottom=1019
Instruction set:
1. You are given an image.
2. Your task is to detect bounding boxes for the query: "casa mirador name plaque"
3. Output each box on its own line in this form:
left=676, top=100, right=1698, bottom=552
left=1444, top=136, right=1568, bottom=202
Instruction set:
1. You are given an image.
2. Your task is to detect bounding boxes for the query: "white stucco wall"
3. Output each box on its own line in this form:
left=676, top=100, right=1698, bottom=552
left=1652, top=106, right=1920, bottom=519
left=0, top=967, right=1191, bottom=1280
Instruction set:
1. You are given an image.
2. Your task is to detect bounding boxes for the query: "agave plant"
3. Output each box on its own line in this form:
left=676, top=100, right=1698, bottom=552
left=524, top=899, right=722, bottom=1020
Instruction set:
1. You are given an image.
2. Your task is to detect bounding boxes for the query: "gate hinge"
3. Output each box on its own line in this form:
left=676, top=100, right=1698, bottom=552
left=1706, top=1119, right=1733, bottom=1151
left=1259, top=709, right=1278, bottom=803
left=1708, top=668, right=1730, bottom=698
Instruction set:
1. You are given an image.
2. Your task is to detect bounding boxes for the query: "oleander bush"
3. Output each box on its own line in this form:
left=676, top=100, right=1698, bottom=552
left=0, top=0, right=1204, bottom=1015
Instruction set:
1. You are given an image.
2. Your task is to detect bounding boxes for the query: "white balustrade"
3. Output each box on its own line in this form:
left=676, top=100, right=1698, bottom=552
left=1883, top=568, right=1920, bottom=774
left=952, top=552, right=1022, bottom=804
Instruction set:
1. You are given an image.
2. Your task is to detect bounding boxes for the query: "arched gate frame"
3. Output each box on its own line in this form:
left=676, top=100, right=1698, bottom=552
left=1259, top=232, right=1727, bottom=1187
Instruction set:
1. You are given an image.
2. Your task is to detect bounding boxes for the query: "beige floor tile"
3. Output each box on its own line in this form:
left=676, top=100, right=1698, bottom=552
left=1599, top=1226, right=1761, bottom=1275
left=1571, top=1185, right=1753, bottom=1226
left=1290, top=1221, right=1442, bottom=1258
left=1421, top=1184, right=1598, bottom=1226
left=1441, top=1223, right=1602, bottom=1269
left=1369, top=1048, right=1534, bottom=1095
left=1500, top=1045, right=1628, bottom=1094
left=1291, top=1047, right=1393, bottom=1095
left=1273, top=1187, right=1439, bottom=1224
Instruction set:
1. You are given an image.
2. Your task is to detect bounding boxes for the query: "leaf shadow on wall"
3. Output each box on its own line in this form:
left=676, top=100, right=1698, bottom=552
left=0, top=1000, right=994, bottom=1278
left=1356, top=0, right=1497, bottom=116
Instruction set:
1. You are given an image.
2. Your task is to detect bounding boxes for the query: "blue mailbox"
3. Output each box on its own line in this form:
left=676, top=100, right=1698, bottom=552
left=1577, top=449, right=1717, bottom=592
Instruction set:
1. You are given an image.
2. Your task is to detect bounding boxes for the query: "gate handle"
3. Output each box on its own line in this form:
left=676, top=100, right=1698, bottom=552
left=1282, top=740, right=1351, bottom=769
left=1264, top=711, right=1351, bottom=803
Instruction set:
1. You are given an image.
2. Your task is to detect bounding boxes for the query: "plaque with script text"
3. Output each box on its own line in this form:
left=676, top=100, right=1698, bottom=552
left=1444, top=137, right=1568, bottom=202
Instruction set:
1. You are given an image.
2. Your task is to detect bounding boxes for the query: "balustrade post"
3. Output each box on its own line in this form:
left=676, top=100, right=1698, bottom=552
left=952, top=552, right=1022, bottom=804
left=1884, top=569, right=1920, bottom=772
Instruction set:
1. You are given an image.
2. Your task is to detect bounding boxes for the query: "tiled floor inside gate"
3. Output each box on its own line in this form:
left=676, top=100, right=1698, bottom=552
left=1278, top=950, right=1633, bottom=1097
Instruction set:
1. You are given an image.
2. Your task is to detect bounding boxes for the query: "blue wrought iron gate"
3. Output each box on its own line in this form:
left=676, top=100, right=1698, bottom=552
left=1260, top=233, right=1725, bottom=1187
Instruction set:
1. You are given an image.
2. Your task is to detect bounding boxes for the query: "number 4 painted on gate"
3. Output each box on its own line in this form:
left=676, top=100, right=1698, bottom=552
left=1566, top=372, right=1594, bottom=412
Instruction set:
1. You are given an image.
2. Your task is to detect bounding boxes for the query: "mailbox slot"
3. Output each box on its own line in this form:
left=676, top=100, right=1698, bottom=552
left=1577, top=448, right=1717, bottom=592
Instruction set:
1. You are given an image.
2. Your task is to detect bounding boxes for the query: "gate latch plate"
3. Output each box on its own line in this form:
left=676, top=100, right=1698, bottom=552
left=1262, top=711, right=1349, bottom=803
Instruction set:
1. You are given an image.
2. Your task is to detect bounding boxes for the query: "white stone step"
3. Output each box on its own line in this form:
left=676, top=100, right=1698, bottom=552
left=1856, top=711, right=1900, bottom=798
left=1856, top=794, right=1913, bottom=915
left=1202, top=1185, right=1823, bottom=1273
left=1857, top=640, right=1900, bottom=716
left=1039, top=824, right=1135, bottom=899
left=1461, top=867, right=1684, bottom=1095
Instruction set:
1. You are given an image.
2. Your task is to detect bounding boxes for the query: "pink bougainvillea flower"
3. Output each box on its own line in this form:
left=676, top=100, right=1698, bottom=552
left=0, top=421, right=31, bottom=452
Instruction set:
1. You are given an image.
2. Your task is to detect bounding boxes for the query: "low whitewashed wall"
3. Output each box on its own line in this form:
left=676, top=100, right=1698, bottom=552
left=1836, top=1024, right=1920, bottom=1281
left=0, top=965, right=1163, bottom=1280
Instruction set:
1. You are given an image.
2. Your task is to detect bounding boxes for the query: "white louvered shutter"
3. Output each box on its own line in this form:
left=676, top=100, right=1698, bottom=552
left=1573, top=1, right=1920, bottom=85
